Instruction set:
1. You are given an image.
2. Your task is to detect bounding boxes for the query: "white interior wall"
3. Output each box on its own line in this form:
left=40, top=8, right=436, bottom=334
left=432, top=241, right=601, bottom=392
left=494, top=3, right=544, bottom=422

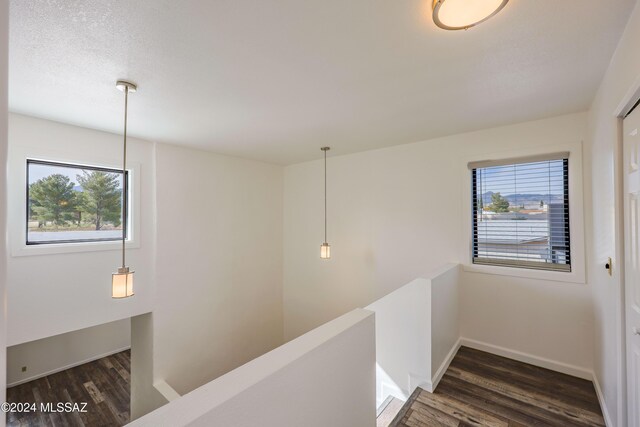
left=366, top=276, right=431, bottom=406
left=585, top=2, right=640, bottom=426
left=6, top=319, right=130, bottom=386
left=6, top=114, right=155, bottom=346
left=153, top=143, right=284, bottom=395
left=0, top=107, right=391, bottom=422
left=129, top=309, right=375, bottom=427
left=283, top=112, right=594, bottom=374
left=366, top=263, right=460, bottom=408
left=130, top=312, right=169, bottom=420
left=5, top=115, right=285, bottom=416
left=459, top=273, right=594, bottom=376
left=430, top=265, right=459, bottom=383
left=1, top=2, right=9, bottom=425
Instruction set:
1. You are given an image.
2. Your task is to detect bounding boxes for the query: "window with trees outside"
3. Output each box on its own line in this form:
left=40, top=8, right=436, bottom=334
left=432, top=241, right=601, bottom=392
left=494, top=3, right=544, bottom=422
left=26, top=160, right=128, bottom=245
left=471, top=154, right=571, bottom=272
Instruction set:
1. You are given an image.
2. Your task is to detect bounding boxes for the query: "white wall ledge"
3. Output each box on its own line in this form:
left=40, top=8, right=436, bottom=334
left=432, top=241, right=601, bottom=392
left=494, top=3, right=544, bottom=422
left=129, top=309, right=376, bottom=427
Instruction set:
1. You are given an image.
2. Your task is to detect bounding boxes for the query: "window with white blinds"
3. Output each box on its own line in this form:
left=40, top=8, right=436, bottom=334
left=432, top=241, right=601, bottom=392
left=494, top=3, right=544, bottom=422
left=470, top=155, right=571, bottom=272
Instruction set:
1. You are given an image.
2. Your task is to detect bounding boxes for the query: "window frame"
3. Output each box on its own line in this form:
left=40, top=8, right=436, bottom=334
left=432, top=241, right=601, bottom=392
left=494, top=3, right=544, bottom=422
left=470, top=157, right=571, bottom=273
left=460, top=142, right=586, bottom=284
left=25, top=159, right=130, bottom=246
left=9, top=146, right=141, bottom=258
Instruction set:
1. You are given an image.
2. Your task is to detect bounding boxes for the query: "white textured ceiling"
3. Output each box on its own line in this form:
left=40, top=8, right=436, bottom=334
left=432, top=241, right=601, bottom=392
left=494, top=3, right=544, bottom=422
left=9, top=0, right=636, bottom=164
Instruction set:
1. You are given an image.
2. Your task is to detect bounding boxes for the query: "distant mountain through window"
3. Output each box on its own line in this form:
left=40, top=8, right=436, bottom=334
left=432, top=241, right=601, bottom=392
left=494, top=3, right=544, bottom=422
left=478, top=192, right=564, bottom=206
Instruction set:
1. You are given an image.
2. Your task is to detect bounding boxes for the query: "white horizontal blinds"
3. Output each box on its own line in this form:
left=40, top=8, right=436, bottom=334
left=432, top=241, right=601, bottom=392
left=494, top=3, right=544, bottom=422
left=471, top=157, right=571, bottom=272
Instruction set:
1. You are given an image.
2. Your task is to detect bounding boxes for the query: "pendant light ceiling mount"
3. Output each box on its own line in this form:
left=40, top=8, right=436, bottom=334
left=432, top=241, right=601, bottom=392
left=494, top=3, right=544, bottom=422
left=116, top=80, right=137, bottom=93
left=432, top=0, right=509, bottom=31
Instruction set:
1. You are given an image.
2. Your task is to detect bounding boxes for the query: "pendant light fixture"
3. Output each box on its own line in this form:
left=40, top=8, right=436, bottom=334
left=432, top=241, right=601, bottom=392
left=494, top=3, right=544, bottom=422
left=432, top=0, right=509, bottom=31
left=320, top=147, right=331, bottom=259
left=112, top=80, right=136, bottom=298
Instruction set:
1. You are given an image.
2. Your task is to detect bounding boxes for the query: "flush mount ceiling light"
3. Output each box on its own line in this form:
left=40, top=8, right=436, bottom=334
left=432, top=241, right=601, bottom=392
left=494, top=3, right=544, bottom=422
left=320, top=147, right=331, bottom=259
left=112, top=80, right=137, bottom=299
left=432, top=0, right=509, bottom=30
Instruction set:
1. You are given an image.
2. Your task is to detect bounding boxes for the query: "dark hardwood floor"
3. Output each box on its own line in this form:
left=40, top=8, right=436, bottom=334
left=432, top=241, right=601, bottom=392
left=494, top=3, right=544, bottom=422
left=391, top=346, right=605, bottom=427
left=6, top=350, right=130, bottom=427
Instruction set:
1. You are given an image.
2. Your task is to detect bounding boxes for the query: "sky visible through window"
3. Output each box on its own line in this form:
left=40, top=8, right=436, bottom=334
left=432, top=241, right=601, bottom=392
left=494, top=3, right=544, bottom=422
left=476, top=161, right=565, bottom=201
left=27, top=161, right=125, bottom=244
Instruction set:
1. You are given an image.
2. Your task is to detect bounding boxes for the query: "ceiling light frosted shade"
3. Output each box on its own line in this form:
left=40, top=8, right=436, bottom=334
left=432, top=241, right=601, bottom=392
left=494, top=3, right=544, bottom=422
left=320, top=242, right=331, bottom=259
left=432, top=0, right=508, bottom=30
left=112, top=267, right=134, bottom=298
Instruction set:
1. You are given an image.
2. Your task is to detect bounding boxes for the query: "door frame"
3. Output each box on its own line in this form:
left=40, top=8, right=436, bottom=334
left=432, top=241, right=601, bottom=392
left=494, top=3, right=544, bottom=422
left=615, top=74, right=640, bottom=427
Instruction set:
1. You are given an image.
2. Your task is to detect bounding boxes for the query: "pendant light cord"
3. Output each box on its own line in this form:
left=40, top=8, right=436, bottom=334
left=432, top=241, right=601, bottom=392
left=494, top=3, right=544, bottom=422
left=324, top=148, right=327, bottom=243
left=122, top=87, right=128, bottom=269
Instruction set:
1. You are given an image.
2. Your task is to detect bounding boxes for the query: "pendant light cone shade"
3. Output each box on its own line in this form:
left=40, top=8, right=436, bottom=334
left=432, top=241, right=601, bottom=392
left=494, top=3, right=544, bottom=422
left=432, top=0, right=508, bottom=30
left=320, top=147, right=331, bottom=259
left=112, top=80, right=136, bottom=298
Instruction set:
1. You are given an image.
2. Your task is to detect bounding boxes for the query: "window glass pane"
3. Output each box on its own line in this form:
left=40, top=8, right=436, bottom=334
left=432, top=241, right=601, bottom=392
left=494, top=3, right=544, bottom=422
left=472, top=158, right=570, bottom=271
left=27, top=160, right=126, bottom=245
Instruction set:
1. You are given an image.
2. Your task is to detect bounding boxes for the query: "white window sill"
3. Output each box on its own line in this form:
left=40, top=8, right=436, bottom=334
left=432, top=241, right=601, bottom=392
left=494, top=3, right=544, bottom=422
left=462, top=263, right=586, bottom=284
left=11, top=239, right=140, bottom=257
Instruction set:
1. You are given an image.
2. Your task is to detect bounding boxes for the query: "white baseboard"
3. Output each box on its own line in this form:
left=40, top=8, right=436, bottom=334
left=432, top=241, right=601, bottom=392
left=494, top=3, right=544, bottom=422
left=592, top=373, right=613, bottom=427
left=423, top=337, right=462, bottom=392
left=7, top=346, right=131, bottom=387
left=459, top=338, right=593, bottom=381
